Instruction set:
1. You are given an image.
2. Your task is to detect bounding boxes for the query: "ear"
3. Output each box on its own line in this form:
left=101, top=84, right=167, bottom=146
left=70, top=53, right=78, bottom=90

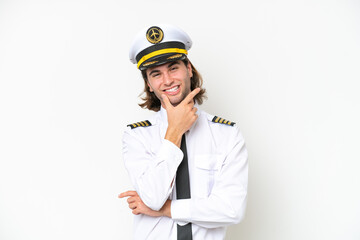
left=186, top=61, right=193, bottom=78
left=147, top=81, right=154, bottom=92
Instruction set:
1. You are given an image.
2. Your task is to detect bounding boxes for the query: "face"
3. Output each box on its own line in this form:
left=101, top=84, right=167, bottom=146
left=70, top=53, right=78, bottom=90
left=146, top=60, right=193, bottom=107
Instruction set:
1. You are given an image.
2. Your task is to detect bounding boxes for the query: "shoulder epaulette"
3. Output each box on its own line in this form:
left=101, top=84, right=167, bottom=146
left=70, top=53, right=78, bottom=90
left=127, top=120, right=152, bottom=129
left=212, top=116, right=235, bottom=126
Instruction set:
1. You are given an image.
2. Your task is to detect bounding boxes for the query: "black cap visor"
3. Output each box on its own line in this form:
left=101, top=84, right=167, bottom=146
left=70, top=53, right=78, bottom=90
left=139, top=53, right=186, bottom=71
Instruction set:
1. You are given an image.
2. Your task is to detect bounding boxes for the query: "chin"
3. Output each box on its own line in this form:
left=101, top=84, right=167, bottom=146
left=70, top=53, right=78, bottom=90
left=169, top=95, right=185, bottom=105
left=169, top=100, right=181, bottom=106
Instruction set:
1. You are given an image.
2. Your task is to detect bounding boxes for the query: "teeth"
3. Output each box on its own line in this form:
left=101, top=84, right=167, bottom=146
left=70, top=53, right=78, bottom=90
left=165, top=86, right=179, bottom=92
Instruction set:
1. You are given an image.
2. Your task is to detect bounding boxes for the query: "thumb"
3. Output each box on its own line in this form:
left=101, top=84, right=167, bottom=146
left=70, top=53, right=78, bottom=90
left=161, top=94, right=172, bottom=109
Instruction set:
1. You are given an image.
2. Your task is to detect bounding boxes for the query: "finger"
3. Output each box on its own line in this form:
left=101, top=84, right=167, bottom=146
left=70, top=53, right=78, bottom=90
left=118, top=190, right=137, bottom=198
left=188, top=100, right=194, bottom=108
left=132, top=209, right=140, bottom=215
left=161, top=94, right=172, bottom=109
left=129, top=203, right=137, bottom=209
left=185, top=101, right=195, bottom=112
left=127, top=197, right=137, bottom=204
left=118, top=191, right=135, bottom=198
left=182, top=88, right=200, bottom=105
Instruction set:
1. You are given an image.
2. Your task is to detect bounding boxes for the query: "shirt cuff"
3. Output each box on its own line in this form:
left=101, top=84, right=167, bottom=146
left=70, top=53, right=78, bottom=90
left=156, top=139, right=184, bottom=164
left=171, top=199, right=191, bottom=225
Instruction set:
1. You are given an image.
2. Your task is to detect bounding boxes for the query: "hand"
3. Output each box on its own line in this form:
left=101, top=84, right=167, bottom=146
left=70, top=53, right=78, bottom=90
left=162, top=88, right=201, bottom=147
left=118, top=190, right=171, bottom=218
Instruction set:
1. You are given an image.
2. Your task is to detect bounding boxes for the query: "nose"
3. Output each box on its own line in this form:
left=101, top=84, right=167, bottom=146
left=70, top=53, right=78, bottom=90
left=162, top=71, right=174, bottom=86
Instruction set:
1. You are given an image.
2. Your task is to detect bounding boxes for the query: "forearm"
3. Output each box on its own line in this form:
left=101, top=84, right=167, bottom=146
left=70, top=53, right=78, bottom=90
left=164, top=127, right=182, bottom=148
left=160, top=199, right=172, bottom=218
left=171, top=190, right=247, bottom=228
left=134, top=158, right=177, bottom=211
left=124, top=137, right=183, bottom=211
left=171, top=129, right=248, bottom=228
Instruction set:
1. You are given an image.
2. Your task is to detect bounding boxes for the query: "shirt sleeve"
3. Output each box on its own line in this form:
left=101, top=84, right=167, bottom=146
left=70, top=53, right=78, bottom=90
left=122, top=129, right=183, bottom=211
left=171, top=127, right=248, bottom=228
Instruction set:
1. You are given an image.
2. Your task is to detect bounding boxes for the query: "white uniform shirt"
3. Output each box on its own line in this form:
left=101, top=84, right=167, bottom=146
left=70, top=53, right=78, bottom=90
left=122, top=106, right=248, bottom=240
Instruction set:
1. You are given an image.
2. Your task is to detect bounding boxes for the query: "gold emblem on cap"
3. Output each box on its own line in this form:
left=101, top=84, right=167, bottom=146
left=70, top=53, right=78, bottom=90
left=146, top=26, right=164, bottom=44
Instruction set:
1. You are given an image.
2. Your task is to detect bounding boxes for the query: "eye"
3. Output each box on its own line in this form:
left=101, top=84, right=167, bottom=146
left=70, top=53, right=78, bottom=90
left=150, top=72, right=160, bottom=78
left=170, top=66, right=178, bottom=71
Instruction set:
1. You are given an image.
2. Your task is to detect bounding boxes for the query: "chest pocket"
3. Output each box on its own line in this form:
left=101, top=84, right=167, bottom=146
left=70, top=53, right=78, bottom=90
left=193, top=154, right=224, bottom=198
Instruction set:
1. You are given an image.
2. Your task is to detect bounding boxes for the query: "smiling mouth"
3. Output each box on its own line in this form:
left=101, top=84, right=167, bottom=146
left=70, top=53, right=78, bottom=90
left=164, top=85, right=179, bottom=93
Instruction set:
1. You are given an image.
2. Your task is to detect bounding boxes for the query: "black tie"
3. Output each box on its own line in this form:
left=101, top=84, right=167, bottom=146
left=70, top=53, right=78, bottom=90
left=176, top=134, right=193, bottom=240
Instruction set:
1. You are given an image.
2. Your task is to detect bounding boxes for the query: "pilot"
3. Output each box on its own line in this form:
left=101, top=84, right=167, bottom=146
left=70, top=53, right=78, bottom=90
left=119, top=24, right=248, bottom=240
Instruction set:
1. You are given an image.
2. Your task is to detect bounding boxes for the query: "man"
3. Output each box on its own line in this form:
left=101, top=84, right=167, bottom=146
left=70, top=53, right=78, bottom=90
left=119, top=24, right=248, bottom=240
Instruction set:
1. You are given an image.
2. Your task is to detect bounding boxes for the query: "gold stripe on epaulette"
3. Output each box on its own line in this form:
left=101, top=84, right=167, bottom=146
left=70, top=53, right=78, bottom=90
left=127, top=120, right=152, bottom=129
left=212, top=116, right=235, bottom=126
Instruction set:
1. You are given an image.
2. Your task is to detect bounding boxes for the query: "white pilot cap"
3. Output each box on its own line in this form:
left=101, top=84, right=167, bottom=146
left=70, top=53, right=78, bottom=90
left=129, top=24, right=192, bottom=70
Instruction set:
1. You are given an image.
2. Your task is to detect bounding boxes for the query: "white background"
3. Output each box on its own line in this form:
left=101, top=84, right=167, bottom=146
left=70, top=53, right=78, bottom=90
left=1, top=0, right=359, bottom=239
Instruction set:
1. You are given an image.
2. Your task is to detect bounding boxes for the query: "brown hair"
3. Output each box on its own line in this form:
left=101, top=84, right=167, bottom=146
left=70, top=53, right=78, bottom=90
left=138, top=58, right=207, bottom=112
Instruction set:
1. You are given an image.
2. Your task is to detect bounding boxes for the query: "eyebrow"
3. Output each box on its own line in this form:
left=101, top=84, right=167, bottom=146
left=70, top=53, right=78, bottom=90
left=167, top=61, right=179, bottom=68
left=148, top=69, right=160, bottom=76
